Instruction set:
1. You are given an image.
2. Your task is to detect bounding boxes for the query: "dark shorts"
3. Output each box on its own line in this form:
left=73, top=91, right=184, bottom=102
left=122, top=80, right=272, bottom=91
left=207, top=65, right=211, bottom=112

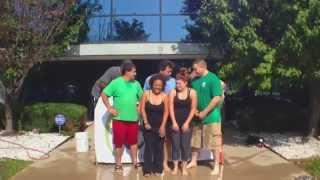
left=112, top=120, right=138, bottom=148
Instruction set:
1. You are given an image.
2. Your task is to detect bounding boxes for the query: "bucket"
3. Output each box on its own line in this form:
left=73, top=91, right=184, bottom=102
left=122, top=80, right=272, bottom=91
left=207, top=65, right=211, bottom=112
left=75, top=132, right=89, bottom=152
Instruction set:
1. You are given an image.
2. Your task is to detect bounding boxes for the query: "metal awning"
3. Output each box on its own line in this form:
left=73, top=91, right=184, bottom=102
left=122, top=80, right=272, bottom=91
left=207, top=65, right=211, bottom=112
left=58, top=42, right=221, bottom=61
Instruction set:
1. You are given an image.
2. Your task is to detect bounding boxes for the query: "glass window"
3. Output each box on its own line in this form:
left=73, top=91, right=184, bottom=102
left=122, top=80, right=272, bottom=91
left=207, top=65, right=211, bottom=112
left=86, top=17, right=112, bottom=42
left=162, top=0, right=185, bottom=14
left=162, top=16, right=192, bottom=42
left=113, top=0, right=159, bottom=15
left=112, top=16, right=160, bottom=41
left=80, top=0, right=111, bottom=15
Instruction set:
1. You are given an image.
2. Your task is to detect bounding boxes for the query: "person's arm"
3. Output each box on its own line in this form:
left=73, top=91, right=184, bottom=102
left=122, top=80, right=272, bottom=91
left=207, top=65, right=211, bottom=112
left=140, top=92, right=151, bottom=130
left=101, top=93, right=118, bottom=116
left=137, top=82, right=144, bottom=115
left=168, top=90, right=179, bottom=132
left=198, top=77, right=222, bottom=119
left=199, top=96, right=221, bottom=118
left=143, top=76, right=151, bottom=90
left=159, top=94, right=169, bottom=137
left=166, top=78, right=176, bottom=92
left=182, top=89, right=197, bottom=132
left=101, top=81, right=118, bottom=116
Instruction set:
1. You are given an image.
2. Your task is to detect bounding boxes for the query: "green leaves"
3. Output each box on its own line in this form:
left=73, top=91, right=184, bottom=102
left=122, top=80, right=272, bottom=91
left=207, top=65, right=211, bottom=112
left=192, top=0, right=320, bottom=91
left=0, top=0, right=87, bottom=87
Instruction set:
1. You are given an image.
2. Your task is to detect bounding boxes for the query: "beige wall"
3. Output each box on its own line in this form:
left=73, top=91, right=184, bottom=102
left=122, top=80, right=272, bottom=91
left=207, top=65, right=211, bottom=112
left=60, top=43, right=220, bottom=61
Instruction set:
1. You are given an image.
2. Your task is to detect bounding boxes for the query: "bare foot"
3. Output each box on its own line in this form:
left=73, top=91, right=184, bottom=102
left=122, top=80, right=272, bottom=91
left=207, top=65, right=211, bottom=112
left=182, top=169, right=189, bottom=176
left=186, top=161, right=197, bottom=169
left=210, top=165, right=219, bottom=175
left=163, top=165, right=171, bottom=172
left=171, top=169, right=178, bottom=175
left=154, top=172, right=162, bottom=176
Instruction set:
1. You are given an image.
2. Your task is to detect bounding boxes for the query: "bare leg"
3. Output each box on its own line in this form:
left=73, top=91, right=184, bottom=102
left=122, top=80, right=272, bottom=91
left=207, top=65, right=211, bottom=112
left=163, top=138, right=171, bottom=171
left=115, top=147, right=124, bottom=165
left=172, top=160, right=179, bottom=175
left=210, top=148, right=221, bottom=175
left=186, top=148, right=199, bottom=169
left=182, top=161, right=189, bottom=175
left=130, top=144, right=138, bottom=165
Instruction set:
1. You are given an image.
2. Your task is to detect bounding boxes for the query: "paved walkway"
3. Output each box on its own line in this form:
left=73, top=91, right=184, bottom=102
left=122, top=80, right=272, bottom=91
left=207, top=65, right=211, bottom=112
left=12, top=126, right=309, bottom=180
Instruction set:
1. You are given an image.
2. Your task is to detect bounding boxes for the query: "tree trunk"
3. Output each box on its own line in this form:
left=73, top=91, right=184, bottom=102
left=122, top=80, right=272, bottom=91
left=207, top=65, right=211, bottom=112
left=4, top=94, right=14, bottom=133
left=4, top=103, right=13, bottom=132
left=307, top=80, right=320, bottom=138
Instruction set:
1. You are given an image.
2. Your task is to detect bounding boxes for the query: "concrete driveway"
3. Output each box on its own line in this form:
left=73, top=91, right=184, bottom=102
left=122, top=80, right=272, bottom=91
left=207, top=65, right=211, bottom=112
left=12, top=126, right=310, bottom=180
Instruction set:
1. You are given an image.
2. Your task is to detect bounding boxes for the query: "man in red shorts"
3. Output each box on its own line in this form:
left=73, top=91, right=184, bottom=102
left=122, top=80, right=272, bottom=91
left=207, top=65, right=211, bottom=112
left=101, top=61, right=143, bottom=173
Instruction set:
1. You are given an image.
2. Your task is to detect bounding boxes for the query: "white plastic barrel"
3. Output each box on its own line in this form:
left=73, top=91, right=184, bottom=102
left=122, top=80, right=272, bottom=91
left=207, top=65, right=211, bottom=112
left=75, top=132, right=89, bottom=152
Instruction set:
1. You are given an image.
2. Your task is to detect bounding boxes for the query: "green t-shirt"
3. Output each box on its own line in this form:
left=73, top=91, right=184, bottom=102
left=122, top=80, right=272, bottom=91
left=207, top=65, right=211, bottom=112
left=103, top=77, right=143, bottom=122
left=191, top=72, right=222, bottom=124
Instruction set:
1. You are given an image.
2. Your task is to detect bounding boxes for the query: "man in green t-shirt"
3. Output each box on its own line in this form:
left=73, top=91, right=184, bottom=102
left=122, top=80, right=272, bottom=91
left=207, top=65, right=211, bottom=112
left=101, top=61, right=143, bottom=173
left=187, top=59, right=223, bottom=175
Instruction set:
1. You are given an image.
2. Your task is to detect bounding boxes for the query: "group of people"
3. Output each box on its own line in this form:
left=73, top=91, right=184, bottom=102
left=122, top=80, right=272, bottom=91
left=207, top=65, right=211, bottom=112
left=96, top=59, right=224, bottom=176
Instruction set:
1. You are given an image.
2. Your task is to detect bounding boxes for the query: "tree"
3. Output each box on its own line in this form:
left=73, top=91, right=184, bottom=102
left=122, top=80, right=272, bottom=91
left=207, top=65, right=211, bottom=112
left=0, top=0, right=90, bottom=133
left=189, top=0, right=320, bottom=137
left=112, top=19, right=150, bottom=41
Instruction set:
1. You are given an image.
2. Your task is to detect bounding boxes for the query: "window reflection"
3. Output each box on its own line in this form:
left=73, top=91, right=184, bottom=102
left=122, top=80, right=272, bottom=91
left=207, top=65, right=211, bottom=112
left=81, top=0, right=200, bottom=42
left=87, top=17, right=112, bottom=42
left=113, top=0, right=159, bottom=14
left=162, top=16, right=192, bottom=42
left=112, top=16, right=160, bottom=41
left=80, top=0, right=111, bottom=15
left=162, top=0, right=185, bottom=14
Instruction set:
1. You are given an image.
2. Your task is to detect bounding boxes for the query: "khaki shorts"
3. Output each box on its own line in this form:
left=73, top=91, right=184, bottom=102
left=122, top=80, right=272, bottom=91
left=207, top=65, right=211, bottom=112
left=191, top=123, right=222, bottom=150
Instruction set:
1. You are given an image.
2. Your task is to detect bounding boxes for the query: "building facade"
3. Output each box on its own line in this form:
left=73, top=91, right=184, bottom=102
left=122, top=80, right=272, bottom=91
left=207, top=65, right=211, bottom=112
left=62, top=0, right=213, bottom=61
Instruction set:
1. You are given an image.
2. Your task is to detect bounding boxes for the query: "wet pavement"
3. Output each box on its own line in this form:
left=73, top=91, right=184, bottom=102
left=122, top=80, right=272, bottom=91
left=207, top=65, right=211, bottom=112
left=12, top=126, right=310, bottom=180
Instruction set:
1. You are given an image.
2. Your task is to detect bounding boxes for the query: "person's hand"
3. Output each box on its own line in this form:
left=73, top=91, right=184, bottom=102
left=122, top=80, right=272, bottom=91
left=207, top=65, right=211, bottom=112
left=181, top=123, right=190, bottom=133
left=144, top=123, right=152, bottom=130
left=159, top=126, right=166, bottom=137
left=108, top=107, right=118, bottom=116
left=198, top=110, right=208, bottom=119
left=172, top=123, right=179, bottom=132
left=195, top=110, right=200, bottom=117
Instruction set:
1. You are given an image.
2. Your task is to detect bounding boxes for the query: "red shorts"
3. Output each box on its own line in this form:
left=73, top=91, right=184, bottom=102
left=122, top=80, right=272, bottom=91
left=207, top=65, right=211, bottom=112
left=112, top=120, right=138, bottom=148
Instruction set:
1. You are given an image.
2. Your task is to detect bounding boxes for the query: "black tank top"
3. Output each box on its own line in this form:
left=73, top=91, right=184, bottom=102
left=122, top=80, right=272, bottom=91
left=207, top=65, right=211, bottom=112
left=174, top=88, right=191, bottom=128
left=145, top=92, right=165, bottom=131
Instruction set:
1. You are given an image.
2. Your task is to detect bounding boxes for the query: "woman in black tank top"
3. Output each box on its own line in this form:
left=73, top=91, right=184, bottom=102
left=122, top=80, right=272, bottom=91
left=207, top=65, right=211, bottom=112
left=169, top=68, right=197, bottom=175
left=140, top=74, right=169, bottom=176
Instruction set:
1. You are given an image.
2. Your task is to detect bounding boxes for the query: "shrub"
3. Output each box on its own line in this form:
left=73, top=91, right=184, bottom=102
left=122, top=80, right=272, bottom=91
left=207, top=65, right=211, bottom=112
left=18, top=103, right=87, bottom=135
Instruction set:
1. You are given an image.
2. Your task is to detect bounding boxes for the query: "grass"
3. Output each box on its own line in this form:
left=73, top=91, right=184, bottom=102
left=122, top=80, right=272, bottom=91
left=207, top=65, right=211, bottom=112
left=304, top=158, right=320, bottom=178
left=0, top=158, right=32, bottom=180
left=296, top=158, right=320, bottom=178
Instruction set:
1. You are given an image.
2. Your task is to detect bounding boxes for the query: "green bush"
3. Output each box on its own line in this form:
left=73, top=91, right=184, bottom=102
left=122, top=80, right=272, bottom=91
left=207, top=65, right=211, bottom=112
left=19, top=103, right=87, bottom=135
